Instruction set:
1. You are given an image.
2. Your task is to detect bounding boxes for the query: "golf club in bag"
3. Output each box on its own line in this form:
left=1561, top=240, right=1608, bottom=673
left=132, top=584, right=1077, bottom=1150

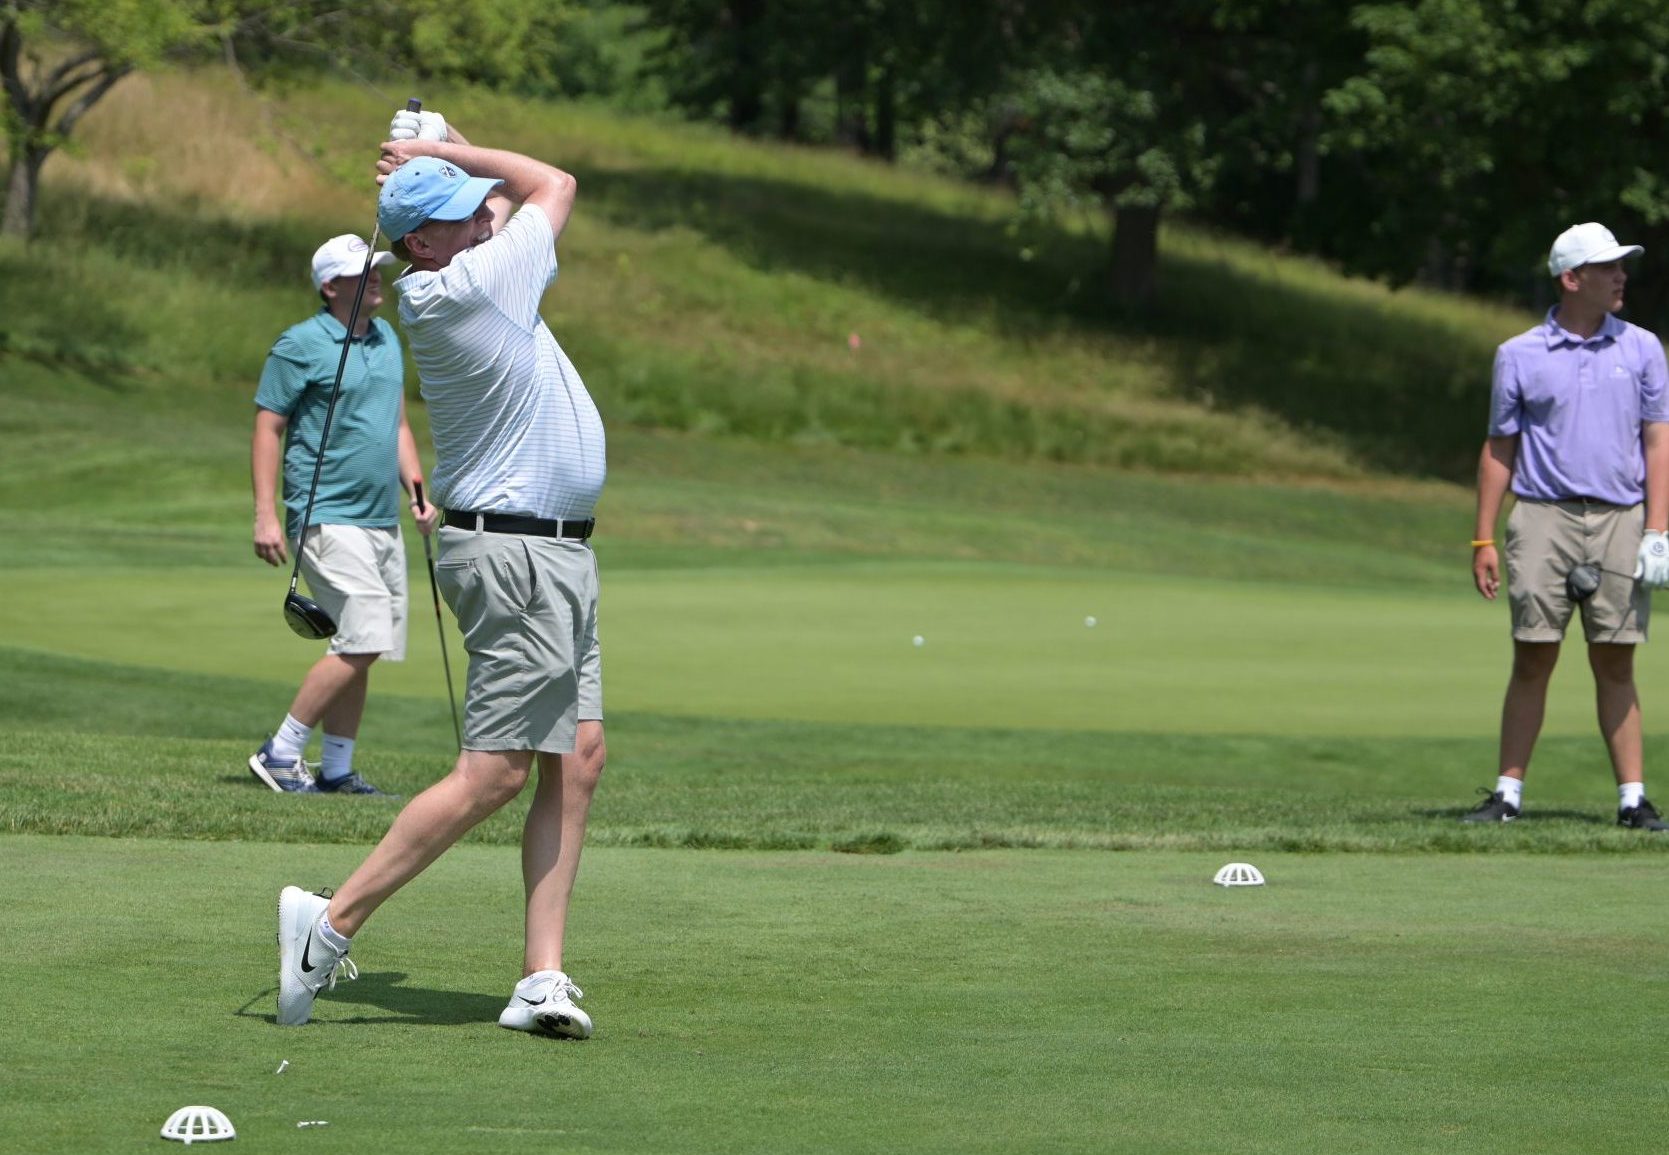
left=282, top=98, right=422, bottom=639
left=413, top=480, right=463, bottom=749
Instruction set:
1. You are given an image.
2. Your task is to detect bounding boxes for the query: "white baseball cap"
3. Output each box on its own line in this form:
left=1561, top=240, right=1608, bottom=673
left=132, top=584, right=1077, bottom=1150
left=1548, top=222, right=1643, bottom=276
left=310, top=233, right=395, bottom=290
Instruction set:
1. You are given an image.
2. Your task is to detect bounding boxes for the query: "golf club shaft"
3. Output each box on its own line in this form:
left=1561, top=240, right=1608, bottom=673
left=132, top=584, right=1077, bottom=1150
left=287, top=97, right=422, bottom=597
left=414, top=481, right=462, bottom=749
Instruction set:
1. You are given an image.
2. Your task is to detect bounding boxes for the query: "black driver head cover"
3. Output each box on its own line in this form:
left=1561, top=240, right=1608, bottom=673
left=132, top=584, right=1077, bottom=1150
left=1566, top=562, right=1603, bottom=604
left=283, top=593, right=338, bottom=639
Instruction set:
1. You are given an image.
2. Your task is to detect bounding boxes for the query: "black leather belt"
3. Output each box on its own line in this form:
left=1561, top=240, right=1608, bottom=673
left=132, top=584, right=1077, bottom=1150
left=444, top=510, right=595, bottom=540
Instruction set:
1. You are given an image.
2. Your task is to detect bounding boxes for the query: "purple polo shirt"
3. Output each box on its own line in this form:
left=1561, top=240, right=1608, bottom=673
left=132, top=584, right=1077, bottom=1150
left=1489, top=308, right=1669, bottom=504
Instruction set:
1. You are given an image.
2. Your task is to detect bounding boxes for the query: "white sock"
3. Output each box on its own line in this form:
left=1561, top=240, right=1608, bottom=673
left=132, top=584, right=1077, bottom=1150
left=317, top=910, right=352, bottom=952
left=271, top=714, right=314, bottom=761
left=1496, top=776, right=1523, bottom=809
left=1620, top=782, right=1646, bottom=811
left=319, top=734, right=356, bottom=783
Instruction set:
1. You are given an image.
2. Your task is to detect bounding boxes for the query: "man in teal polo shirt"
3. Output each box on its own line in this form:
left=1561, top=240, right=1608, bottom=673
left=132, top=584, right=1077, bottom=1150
left=249, top=233, right=439, bottom=794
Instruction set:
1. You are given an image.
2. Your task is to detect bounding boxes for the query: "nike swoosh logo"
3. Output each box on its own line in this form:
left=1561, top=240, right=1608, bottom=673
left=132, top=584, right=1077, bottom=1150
left=301, top=929, right=320, bottom=975
left=518, top=994, right=544, bottom=1005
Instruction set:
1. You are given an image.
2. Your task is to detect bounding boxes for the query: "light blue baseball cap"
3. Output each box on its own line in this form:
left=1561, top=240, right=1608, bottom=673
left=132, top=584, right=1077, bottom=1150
left=378, top=156, right=503, bottom=241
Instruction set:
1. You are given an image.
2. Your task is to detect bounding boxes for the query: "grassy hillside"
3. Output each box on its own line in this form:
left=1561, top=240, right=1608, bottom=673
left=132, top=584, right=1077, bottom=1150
left=22, top=62, right=1648, bottom=849
left=1, top=66, right=1534, bottom=482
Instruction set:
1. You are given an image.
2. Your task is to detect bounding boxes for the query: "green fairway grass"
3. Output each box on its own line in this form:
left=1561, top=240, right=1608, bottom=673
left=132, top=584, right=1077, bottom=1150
left=4, top=835, right=1665, bottom=1155
left=0, top=556, right=1639, bottom=739
left=3, top=645, right=1662, bottom=854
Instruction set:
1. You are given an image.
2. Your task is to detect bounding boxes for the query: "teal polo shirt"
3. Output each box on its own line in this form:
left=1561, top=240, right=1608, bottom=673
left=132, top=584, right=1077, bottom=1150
left=255, top=310, right=406, bottom=540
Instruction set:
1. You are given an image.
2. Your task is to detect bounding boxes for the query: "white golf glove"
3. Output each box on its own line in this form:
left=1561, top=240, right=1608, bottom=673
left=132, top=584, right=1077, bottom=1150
left=389, top=109, right=448, bottom=142
left=1636, top=530, right=1669, bottom=587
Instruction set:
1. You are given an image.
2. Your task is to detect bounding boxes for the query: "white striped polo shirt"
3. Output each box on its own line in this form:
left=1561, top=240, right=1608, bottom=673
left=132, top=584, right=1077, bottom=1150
left=394, top=204, right=606, bottom=518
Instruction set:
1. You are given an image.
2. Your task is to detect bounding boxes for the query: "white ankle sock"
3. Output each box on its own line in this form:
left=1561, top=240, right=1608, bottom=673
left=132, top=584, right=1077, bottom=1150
left=317, top=910, right=352, bottom=952
left=1620, top=782, right=1646, bottom=810
left=1496, top=776, right=1523, bottom=809
left=271, top=714, right=314, bottom=761
left=319, top=734, right=356, bottom=782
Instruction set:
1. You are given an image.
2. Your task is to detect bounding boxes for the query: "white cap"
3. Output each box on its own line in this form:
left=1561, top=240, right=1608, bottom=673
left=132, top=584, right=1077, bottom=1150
left=310, top=233, right=394, bottom=290
left=1548, top=222, right=1643, bottom=276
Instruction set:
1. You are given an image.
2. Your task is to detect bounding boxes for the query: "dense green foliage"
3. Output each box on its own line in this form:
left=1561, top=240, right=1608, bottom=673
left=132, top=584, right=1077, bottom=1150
left=13, top=2, right=1669, bottom=318
left=623, top=1, right=1669, bottom=318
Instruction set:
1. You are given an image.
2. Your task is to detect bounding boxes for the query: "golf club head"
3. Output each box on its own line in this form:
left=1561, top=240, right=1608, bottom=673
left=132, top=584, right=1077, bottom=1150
left=283, top=593, right=338, bottom=639
left=1566, top=562, right=1602, bottom=604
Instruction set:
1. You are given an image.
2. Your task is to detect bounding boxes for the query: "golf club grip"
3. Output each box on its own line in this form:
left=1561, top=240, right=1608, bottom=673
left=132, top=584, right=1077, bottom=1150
left=408, top=97, right=422, bottom=113
left=413, top=479, right=425, bottom=508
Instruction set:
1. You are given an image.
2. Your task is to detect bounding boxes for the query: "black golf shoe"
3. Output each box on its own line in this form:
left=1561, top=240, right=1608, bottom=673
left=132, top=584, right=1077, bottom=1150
left=1618, top=798, right=1669, bottom=831
left=316, top=772, right=396, bottom=797
left=1460, top=789, right=1520, bottom=823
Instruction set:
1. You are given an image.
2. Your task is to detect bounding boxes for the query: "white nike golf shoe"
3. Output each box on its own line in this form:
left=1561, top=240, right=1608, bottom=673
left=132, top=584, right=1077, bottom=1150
left=498, top=970, right=593, bottom=1039
left=276, top=886, right=356, bottom=1026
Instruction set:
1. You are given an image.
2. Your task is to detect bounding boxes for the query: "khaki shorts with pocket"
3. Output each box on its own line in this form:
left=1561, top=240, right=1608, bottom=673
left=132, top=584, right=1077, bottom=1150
left=295, top=524, right=408, bottom=659
left=434, top=526, right=602, bottom=754
left=1506, top=498, right=1649, bottom=644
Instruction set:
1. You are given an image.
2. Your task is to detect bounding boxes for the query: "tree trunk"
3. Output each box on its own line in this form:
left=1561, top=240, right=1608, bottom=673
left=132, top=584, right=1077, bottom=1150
left=1295, top=62, right=1320, bottom=207
left=1, top=149, right=45, bottom=239
left=835, top=57, right=869, bottom=151
left=777, top=91, right=801, bottom=140
left=1108, top=204, right=1161, bottom=305
left=725, top=0, right=764, bottom=132
left=872, top=67, right=896, bottom=162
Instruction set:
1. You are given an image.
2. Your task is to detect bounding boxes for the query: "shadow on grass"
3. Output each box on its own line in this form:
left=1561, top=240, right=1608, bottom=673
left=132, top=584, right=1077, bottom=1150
left=323, top=971, right=506, bottom=1026
left=3, top=190, right=340, bottom=385
left=1417, top=806, right=1612, bottom=826
left=0, top=242, right=147, bottom=388
left=36, top=188, right=326, bottom=284
left=579, top=165, right=1507, bottom=480
left=235, top=973, right=505, bottom=1027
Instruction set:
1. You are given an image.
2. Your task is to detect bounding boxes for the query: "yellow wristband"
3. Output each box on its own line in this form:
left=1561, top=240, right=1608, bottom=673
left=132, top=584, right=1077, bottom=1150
left=1470, top=539, right=1495, bottom=548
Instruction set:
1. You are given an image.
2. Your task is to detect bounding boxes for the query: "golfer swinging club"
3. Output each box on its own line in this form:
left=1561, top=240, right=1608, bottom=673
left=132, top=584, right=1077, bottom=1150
left=276, top=107, right=608, bottom=1037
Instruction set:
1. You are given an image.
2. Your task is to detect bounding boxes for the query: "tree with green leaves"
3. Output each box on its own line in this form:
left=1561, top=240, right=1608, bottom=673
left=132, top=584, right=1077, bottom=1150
left=1321, top=0, right=1669, bottom=324
left=636, top=0, right=1035, bottom=155
left=0, top=0, right=614, bottom=241
left=999, top=1, right=1229, bottom=306
left=1, top=0, right=217, bottom=238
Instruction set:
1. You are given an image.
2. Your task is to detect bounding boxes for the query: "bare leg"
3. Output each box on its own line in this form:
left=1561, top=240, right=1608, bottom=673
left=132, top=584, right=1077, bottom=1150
left=1589, top=642, right=1644, bottom=785
left=327, top=749, right=533, bottom=936
left=523, top=720, right=606, bottom=975
left=287, top=653, right=377, bottom=734
left=1499, top=641, right=1559, bottom=779
left=319, top=659, right=373, bottom=739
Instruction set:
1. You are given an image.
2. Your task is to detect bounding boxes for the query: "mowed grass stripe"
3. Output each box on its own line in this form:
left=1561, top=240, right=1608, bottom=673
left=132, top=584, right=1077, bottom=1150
left=3, top=649, right=1663, bottom=853
left=3, top=835, right=1664, bottom=1154
left=1, top=558, right=1658, bottom=738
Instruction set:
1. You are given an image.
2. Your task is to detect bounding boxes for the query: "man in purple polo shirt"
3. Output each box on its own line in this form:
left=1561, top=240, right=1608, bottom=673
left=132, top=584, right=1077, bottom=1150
left=1466, top=222, right=1669, bottom=828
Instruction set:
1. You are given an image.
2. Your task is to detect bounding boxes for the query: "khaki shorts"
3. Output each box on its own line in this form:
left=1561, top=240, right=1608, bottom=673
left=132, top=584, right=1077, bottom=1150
left=295, top=524, right=408, bottom=659
left=434, top=526, right=602, bottom=754
left=1506, top=498, right=1649, bottom=644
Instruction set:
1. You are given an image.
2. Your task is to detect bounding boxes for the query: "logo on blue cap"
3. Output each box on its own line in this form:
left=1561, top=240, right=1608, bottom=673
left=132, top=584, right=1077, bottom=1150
left=377, top=156, right=503, bottom=240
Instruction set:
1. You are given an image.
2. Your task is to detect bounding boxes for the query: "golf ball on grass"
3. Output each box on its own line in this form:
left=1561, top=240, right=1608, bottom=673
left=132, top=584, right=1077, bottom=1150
left=912, top=635, right=925, bottom=647
left=1084, top=616, right=1097, bottom=628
